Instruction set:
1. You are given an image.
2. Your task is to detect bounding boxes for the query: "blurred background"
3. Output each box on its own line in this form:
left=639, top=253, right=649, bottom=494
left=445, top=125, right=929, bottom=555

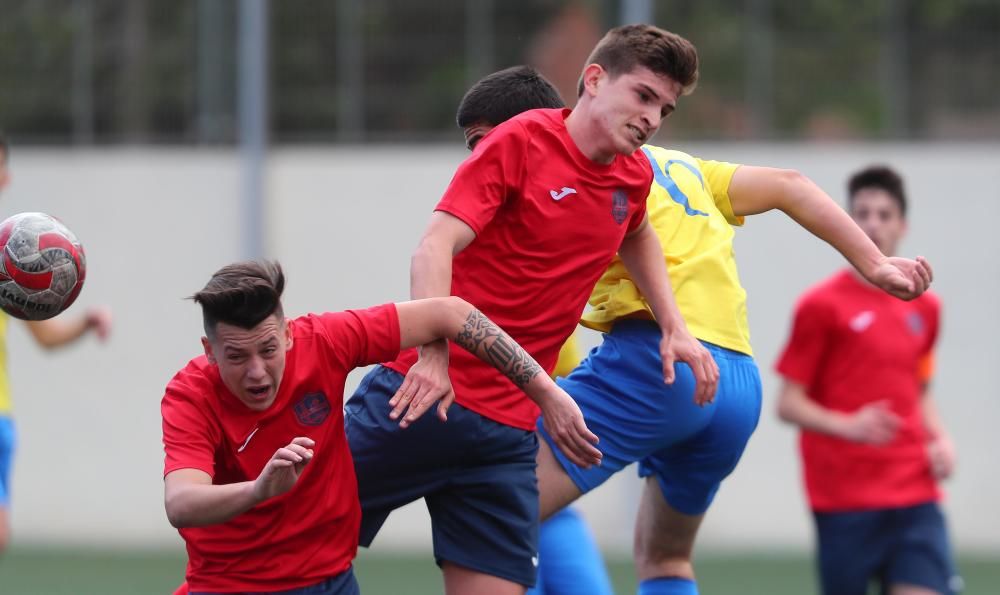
left=0, top=0, right=998, bottom=593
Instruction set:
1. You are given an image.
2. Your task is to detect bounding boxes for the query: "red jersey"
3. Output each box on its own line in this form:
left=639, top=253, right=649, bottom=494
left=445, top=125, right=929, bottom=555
left=161, top=305, right=400, bottom=592
left=776, top=270, right=941, bottom=512
left=386, top=108, right=651, bottom=430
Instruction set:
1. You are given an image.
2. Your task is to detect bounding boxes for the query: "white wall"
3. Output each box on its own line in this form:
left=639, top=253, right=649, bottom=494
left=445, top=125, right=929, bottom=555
left=5, top=144, right=998, bottom=554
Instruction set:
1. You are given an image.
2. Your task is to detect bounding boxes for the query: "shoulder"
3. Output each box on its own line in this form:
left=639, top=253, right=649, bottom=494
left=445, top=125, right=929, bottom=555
left=794, top=273, right=847, bottom=314
left=913, top=289, right=942, bottom=319
left=162, top=356, right=218, bottom=415
left=639, top=144, right=698, bottom=169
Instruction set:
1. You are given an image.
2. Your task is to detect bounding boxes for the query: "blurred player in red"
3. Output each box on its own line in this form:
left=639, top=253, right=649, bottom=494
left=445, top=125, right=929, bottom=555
left=161, top=260, right=585, bottom=594
left=345, top=25, right=719, bottom=595
left=776, top=165, right=960, bottom=595
left=0, top=132, right=112, bottom=556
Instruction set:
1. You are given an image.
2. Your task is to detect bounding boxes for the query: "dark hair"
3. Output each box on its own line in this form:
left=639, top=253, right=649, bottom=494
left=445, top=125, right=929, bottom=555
left=577, top=24, right=699, bottom=97
left=192, top=260, right=285, bottom=338
left=848, top=165, right=907, bottom=216
left=456, top=65, right=565, bottom=129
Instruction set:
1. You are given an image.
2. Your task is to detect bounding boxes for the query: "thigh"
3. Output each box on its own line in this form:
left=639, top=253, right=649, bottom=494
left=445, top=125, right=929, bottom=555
left=0, top=416, right=15, bottom=506
left=426, top=419, right=540, bottom=588
left=886, top=503, right=961, bottom=595
left=814, top=509, right=891, bottom=595
left=344, top=365, right=474, bottom=546
left=640, top=351, right=761, bottom=516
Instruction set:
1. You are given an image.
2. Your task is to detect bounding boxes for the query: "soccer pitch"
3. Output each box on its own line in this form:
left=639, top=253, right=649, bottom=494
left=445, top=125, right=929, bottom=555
left=1, top=547, right=998, bottom=594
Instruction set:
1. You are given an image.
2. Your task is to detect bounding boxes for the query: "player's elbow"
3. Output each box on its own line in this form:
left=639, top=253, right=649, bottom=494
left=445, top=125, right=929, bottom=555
left=775, top=386, right=803, bottom=425
left=164, top=492, right=197, bottom=529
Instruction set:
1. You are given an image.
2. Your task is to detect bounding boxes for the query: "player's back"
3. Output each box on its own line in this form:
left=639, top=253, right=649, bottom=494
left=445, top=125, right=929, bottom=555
left=584, top=146, right=752, bottom=356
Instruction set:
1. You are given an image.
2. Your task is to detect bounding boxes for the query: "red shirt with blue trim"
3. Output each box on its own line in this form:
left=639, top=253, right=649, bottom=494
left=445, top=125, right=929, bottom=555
left=776, top=270, right=941, bottom=512
left=161, top=304, right=400, bottom=592
left=385, top=108, right=652, bottom=430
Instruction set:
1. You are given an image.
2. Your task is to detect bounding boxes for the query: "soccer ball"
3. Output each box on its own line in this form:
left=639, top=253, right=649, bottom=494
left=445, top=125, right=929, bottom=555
left=0, top=212, right=87, bottom=320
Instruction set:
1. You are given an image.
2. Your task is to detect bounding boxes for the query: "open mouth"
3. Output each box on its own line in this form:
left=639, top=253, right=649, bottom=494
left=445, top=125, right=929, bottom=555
left=246, top=385, right=270, bottom=399
left=626, top=124, right=646, bottom=144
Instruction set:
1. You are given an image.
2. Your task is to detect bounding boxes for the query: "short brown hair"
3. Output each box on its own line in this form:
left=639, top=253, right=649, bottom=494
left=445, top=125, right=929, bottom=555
left=192, top=260, right=285, bottom=338
left=578, top=24, right=699, bottom=97
left=848, top=165, right=907, bottom=217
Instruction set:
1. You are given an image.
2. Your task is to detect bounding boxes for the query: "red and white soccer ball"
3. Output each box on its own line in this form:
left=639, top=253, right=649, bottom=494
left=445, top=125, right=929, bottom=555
left=0, top=212, right=87, bottom=320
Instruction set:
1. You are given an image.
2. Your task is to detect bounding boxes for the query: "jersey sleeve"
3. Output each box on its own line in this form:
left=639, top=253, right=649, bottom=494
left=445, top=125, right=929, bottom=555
left=775, top=294, right=834, bottom=389
left=625, top=189, right=649, bottom=234
left=314, top=303, right=401, bottom=370
left=917, top=294, right=942, bottom=383
left=696, top=158, right=744, bottom=226
left=162, top=375, right=219, bottom=478
left=434, top=120, right=528, bottom=234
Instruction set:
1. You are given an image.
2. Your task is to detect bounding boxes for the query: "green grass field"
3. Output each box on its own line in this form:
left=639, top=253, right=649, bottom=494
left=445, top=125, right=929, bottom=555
left=1, top=547, right=997, bottom=594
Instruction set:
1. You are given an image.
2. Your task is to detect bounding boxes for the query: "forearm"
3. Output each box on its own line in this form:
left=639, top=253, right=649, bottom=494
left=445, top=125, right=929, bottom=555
left=451, top=306, right=557, bottom=407
left=777, top=383, right=850, bottom=439
left=920, top=389, right=948, bottom=440
left=410, top=236, right=457, bottom=359
left=26, top=317, right=91, bottom=349
left=775, top=172, right=884, bottom=279
left=617, top=224, right=685, bottom=332
left=165, top=480, right=260, bottom=528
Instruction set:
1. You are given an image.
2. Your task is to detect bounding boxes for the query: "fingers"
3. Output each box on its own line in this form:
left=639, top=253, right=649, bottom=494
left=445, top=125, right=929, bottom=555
left=388, top=375, right=416, bottom=419
left=399, top=386, right=442, bottom=428
left=547, top=417, right=602, bottom=469
left=661, top=351, right=676, bottom=385
left=917, top=256, right=934, bottom=283
left=436, top=391, right=456, bottom=422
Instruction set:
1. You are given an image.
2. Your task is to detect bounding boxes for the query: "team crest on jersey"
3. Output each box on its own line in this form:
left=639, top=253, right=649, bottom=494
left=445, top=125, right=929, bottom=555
left=611, top=189, right=628, bottom=224
left=907, top=312, right=925, bottom=335
left=294, top=391, right=331, bottom=426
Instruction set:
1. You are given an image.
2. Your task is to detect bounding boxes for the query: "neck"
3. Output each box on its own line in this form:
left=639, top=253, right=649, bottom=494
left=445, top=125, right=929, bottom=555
left=565, top=106, right=615, bottom=165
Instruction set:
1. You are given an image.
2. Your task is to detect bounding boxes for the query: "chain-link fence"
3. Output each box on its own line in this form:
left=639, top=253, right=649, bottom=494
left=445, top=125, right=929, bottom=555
left=1, top=0, right=997, bottom=144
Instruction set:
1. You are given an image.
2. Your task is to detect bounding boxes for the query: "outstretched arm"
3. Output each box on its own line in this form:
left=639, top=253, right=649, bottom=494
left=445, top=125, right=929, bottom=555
left=618, top=218, right=719, bottom=405
left=164, top=437, right=315, bottom=528
left=390, top=297, right=602, bottom=468
left=24, top=305, right=111, bottom=349
left=727, top=167, right=932, bottom=300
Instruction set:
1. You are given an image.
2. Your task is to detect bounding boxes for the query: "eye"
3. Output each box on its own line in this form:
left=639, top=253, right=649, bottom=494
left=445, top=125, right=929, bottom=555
left=227, top=355, right=245, bottom=363
left=638, top=91, right=650, bottom=103
left=263, top=347, right=278, bottom=356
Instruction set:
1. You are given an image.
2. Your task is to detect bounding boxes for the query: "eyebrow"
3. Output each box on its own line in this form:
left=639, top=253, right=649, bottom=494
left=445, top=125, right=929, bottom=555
left=637, top=83, right=661, bottom=102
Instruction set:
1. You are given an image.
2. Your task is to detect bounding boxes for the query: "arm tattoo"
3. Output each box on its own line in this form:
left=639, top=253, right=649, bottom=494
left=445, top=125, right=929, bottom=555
left=455, top=309, right=543, bottom=388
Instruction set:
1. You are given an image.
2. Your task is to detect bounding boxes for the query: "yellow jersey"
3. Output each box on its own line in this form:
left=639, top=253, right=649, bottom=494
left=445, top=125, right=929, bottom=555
left=0, top=313, right=10, bottom=414
left=551, top=332, right=583, bottom=379
left=582, top=146, right=753, bottom=356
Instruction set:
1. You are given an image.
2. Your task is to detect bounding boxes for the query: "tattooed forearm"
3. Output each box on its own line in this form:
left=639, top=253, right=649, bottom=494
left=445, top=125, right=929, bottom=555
left=455, top=309, right=543, bottom=388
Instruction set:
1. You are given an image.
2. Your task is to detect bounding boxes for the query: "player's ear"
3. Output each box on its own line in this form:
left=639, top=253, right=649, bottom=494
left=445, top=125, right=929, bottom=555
left=283, top=318, right=293, bottom=351
left=581, top=63, right=606, bottom=97
left=201, top=336, right=216, bottom=364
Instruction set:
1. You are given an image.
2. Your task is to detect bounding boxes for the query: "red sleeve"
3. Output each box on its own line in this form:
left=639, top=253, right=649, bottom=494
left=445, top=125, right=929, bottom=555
left=314, top=303, right=401, bottom=369
left=775, top=294, right=834, bottom=388
left=162, top=373, right=219, bottom=478
left=626, top=197, right=649, bottom=234
left=434, top=120, right=528, bottom=234
left=917, top=294, right=942, bottom=383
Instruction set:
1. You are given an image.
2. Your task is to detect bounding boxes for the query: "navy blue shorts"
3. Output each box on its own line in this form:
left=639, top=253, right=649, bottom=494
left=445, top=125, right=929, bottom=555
left=345, top=365, right=540, bottom=587
left=189, top=566, right=358, bottom=595
left=538, top=320, right=761, bottom=515
left=814, top=502, right=962, bottom=595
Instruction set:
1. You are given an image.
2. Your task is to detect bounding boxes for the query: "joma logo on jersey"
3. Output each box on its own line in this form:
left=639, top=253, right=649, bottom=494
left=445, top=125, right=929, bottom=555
left=294, top=391, right=331, bottom=426
left=611, top=189, right=628, bottom=224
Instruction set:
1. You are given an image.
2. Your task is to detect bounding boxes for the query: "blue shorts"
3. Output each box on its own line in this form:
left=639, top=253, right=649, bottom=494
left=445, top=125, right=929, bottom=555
left=0, top=415, right=15, bottom=507
left=189, top=566, right=359, bottom=595
left=814, top=502, right=962, bottom=595
left=538, top=320, right=762, bottom=515
left=345, top=365, right=540, bottom=587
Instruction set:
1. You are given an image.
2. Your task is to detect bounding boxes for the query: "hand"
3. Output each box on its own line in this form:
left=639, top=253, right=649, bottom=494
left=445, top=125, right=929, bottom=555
left=390, top=341, right=455, bottom=428
left=660, top=327, right=719, bottom=407
left=927, top=435, right=957, bottom=480
left=253, top=437, right=315, bottom=502
left=840, top=400, right=901, bottom=445
left=85, top=305, right=112, bottom=341
left=869, top=256, right=933, bottom=301
left=539, top=387, right=602, bottom=469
